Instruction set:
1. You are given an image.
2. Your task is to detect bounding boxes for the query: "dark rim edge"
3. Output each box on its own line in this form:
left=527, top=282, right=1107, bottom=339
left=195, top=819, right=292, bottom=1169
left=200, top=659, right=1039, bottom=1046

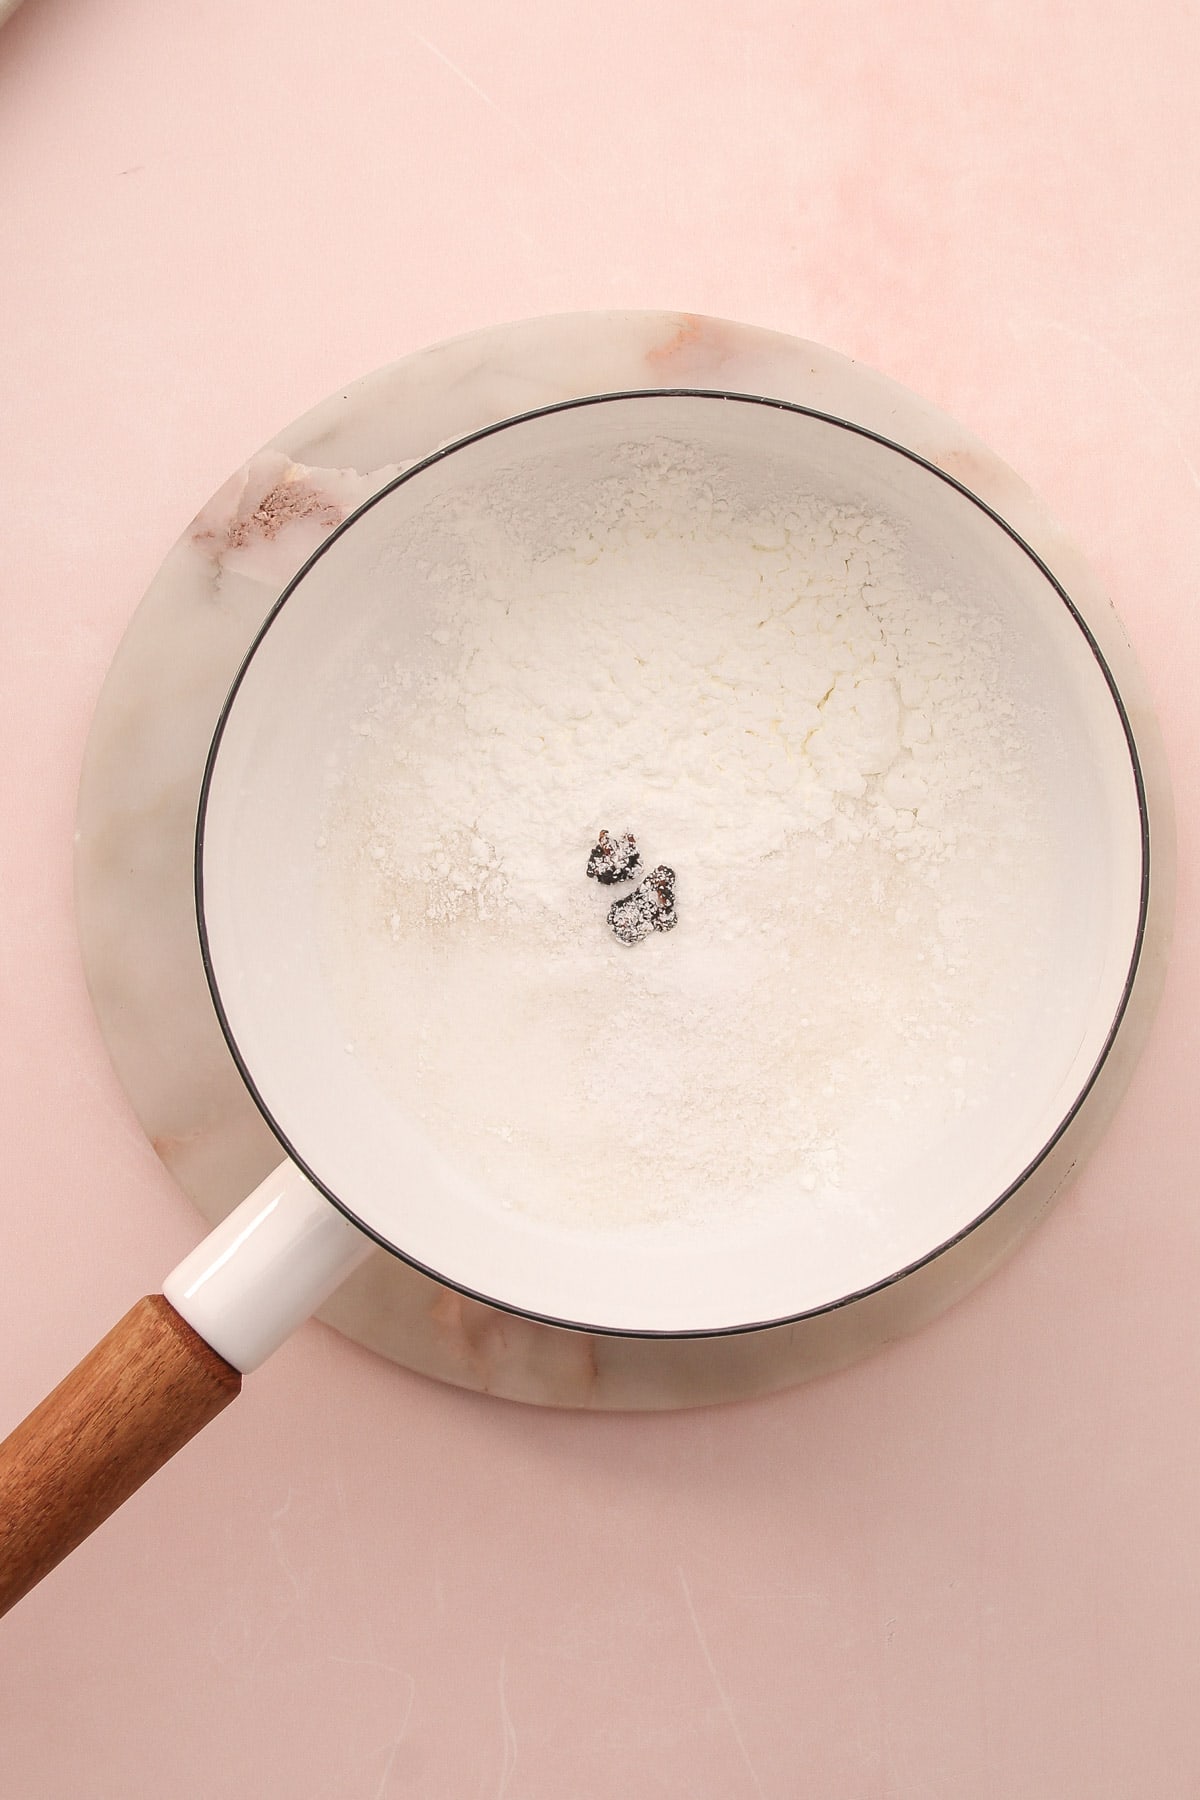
left=194, top=388, right=1152, bottom=1340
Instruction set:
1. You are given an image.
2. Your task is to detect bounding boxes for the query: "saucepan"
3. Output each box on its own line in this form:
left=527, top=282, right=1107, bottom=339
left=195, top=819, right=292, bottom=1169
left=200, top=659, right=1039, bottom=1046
left=0, top=387, right=1162, bottom=1615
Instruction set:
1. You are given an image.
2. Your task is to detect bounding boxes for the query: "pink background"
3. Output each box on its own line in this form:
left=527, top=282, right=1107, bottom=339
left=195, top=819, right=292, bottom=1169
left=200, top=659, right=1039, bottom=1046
left=1, top=1, right=1198, bottom=1794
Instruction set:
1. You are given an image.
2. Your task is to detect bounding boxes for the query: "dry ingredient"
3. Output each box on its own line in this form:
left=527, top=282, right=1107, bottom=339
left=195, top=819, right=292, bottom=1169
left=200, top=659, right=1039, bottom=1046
left=319, top=438, right=1056, bottom=1237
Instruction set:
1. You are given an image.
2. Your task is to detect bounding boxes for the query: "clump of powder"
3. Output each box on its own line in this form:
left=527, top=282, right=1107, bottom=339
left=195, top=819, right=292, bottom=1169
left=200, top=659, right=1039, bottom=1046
left=318, top=439, right=1055, bottom=1234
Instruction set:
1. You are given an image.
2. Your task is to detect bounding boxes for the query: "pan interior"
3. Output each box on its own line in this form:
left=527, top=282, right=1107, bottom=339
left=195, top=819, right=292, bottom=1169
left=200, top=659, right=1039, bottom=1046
left=198, top=394, right=1144, bottom=1333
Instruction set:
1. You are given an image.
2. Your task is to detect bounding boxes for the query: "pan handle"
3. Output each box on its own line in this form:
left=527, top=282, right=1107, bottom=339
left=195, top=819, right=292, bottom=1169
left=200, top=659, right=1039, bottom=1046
left=0, top=1296, right=239, bottom=1616
left=0, top=1165, right=371, bottom=1617
left=162, top=1162, right=372, bottom=1373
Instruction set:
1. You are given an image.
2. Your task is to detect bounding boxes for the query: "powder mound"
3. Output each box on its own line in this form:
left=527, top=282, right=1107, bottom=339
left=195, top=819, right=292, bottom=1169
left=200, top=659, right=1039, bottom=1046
left=347, top=445, right=1014, bottom=930
left=319, top=437, right=1050, bottom=1234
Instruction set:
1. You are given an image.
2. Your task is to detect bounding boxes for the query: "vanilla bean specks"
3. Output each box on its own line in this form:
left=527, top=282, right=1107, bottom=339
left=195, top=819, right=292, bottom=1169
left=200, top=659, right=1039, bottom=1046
left=585, top=828, right=642, bottom=886
left=586, top=830, right=678, bottom=945
left=607, top=866, right=678, bottom=945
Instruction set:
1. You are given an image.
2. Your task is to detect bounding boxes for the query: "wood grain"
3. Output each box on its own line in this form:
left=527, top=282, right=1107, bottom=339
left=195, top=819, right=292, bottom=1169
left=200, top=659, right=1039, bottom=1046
left=0, top=1296, right=241, bottom=1617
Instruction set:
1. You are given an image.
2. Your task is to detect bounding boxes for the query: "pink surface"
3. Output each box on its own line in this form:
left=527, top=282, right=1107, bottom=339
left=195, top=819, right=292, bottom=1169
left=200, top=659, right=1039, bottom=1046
left=1, top=0, right=1197, bottom=1793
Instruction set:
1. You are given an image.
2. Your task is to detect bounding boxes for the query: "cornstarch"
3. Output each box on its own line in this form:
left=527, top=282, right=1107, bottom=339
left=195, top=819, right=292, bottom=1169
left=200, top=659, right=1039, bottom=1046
left=318, top=440, right=1055, bottom=1236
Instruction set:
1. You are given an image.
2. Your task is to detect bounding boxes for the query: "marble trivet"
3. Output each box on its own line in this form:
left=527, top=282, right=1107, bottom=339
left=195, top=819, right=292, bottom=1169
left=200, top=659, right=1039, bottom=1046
left=74, top=312, right=1174, bottom=1408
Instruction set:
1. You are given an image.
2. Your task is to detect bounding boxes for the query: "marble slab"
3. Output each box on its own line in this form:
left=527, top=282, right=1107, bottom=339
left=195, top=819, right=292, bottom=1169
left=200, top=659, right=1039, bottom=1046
left=73, top=311, right=1175, bottom=1408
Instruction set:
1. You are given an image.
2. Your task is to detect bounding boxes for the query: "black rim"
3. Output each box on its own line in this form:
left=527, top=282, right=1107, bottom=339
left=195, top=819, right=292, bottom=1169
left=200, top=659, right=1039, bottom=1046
left=195, top=389, right=1152, bottom=1339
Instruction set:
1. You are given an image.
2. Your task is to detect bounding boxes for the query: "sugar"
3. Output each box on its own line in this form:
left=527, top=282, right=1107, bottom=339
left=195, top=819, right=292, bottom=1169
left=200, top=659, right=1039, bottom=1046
left=317, top=441, right=1055, bottom=1235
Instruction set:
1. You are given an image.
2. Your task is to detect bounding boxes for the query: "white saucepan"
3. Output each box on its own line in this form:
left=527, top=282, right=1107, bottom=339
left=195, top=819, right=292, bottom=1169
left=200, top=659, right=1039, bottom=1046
left=0, top=387, right=1165, bottom=1615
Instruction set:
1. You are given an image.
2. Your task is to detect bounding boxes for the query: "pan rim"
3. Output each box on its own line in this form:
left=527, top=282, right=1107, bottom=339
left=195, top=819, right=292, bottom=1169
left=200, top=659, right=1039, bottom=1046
left=195, top=387, right=1151, bottom=1340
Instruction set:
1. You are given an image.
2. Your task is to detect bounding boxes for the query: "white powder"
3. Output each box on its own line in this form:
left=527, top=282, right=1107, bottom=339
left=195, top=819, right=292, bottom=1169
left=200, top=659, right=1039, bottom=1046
left=319, top=440, right=1056, bottom=1239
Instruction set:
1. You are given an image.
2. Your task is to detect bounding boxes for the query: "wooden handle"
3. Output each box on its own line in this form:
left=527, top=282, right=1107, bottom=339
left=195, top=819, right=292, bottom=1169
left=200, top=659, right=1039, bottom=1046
left=0, top=1295, right=241, bottom=1617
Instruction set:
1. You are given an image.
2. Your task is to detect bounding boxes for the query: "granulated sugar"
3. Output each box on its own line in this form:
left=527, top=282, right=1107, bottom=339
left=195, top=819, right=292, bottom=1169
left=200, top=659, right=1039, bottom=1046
left=318, top=441, right=1056, bottom=1236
